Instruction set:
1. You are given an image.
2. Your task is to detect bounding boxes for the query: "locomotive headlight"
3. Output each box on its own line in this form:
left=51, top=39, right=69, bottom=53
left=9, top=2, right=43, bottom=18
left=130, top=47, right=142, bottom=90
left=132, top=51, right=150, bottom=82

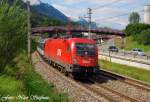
left=73, top=59, right=77, bottom=64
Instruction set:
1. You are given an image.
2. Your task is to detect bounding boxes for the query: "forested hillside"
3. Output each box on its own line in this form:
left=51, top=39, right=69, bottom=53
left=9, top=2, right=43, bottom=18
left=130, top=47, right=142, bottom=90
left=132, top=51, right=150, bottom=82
left=8, top=0, right=67, bottom=27
left=31, top=2, right=68, bottom=22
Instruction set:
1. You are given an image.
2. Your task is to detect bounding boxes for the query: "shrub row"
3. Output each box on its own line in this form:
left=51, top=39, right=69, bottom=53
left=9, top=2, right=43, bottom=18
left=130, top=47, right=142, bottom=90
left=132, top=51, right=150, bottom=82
left=124, top=23, right=150, bottom=45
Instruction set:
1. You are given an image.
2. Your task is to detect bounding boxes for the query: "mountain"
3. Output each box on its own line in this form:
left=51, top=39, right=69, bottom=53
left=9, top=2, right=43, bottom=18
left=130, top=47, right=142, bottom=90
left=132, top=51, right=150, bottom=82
left=77, top=18, right=88, bottom=26
left=77, top=18, right=97, bottom=28
left=31, top=2, right=68, bottom=22
left=5, top=0, right=67, bottom=27
left=91, top=22, right=97, bottom=29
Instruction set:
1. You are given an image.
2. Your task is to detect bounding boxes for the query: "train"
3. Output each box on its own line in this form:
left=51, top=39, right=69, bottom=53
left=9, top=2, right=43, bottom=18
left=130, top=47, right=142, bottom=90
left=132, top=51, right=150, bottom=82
left=37, top=36, right=99, bottom=77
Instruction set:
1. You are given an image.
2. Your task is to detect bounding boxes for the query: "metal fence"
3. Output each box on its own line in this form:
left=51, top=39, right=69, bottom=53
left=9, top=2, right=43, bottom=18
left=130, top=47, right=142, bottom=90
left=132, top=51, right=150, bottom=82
left=99, top=49, right=150, bottom=64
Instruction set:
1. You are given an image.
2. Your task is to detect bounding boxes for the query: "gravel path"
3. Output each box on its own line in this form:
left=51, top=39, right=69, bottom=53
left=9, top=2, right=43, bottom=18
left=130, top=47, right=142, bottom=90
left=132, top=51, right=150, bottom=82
left=97, top=74, right=150, bottom=102
left=32, top=52, right=109, bottom=102
left=83, top=83, right=131, bottom=102
left=101, top=80, right=150, bottom=102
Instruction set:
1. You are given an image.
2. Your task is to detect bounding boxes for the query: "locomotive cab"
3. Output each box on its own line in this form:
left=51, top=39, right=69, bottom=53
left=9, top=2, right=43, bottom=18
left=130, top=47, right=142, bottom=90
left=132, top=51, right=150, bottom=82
left=69, top=38, right=99, bottom=76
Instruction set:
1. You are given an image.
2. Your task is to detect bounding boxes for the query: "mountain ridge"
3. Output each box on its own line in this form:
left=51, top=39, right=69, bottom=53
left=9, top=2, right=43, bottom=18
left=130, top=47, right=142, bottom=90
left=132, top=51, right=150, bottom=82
left=31, top=2, right=69, bottom=22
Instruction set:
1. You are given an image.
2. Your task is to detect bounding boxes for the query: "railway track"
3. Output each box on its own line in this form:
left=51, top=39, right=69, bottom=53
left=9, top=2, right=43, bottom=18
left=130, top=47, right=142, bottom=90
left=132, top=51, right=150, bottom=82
left=95, top=70, right=150, bottom=102
left=33, top=52, right=109, bottom=102
left=76, top=79, right=138, bottom=102
left=75, top=70, right=150, bottom=102
left=34, top=52, right=150, bottom=102
left=99, top=70, right=150, bottom=92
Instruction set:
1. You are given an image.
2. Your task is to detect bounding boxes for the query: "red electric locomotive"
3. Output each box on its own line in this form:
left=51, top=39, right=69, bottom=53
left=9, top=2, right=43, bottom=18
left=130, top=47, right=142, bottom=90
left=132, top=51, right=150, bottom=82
left=37, top=37, right=99, bottom=77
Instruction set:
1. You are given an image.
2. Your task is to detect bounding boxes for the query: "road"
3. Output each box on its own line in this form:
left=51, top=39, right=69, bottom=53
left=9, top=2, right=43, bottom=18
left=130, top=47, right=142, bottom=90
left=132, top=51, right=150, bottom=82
left=99, top=49, right=150, bottom=64
left=98, top=44, right=150, bottom=70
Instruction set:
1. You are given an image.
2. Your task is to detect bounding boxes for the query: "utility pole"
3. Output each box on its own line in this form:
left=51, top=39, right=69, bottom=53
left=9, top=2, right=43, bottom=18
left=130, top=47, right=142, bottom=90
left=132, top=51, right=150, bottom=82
left=86, top=8, right=92, bottom=39
left=27, top=1, right=31, bottom=61
left=79, top=16, right=82, bottom=29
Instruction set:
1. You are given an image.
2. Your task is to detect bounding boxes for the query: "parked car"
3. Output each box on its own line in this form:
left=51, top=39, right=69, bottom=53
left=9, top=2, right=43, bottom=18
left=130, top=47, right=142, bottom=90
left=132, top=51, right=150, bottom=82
left=132, top=48, right=145, bottom=56
left=108, top=46, right=119, bottom=52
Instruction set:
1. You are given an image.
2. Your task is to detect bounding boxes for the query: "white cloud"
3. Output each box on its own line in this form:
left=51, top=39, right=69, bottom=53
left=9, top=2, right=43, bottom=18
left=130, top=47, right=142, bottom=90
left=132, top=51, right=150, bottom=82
left=50, top=0, right=138, bottom=29
left=23, top=0, right=41, bottom=5
left=61, top=0, right=111, bottom=5
left=60, top=0, right=134, bottom=5
left=95, top=17, right=128, bottom=29
left=39, top=0, right=144, bottom=29
left=52, top=3, right=129, bottom=29
left=108, top=18, right=128, bottom=26
left=52, top=4, right=85, bottom=20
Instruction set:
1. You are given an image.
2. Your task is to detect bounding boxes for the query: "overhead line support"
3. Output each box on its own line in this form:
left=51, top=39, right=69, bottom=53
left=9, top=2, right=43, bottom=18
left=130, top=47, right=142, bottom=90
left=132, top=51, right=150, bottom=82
left=85, top=8, right=92, bottom=39
left=27, top=1, right=31, bottom=62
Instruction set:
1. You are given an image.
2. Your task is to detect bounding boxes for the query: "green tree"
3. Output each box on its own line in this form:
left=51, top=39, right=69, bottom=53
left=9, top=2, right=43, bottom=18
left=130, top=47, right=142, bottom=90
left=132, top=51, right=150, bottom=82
left=138, top=29, right=150, bottom=45
left=129, top=12, right=140, bottom=24
left=124, top=23, right=150, bottom=36
left=0, top=0, right=26, bottom=71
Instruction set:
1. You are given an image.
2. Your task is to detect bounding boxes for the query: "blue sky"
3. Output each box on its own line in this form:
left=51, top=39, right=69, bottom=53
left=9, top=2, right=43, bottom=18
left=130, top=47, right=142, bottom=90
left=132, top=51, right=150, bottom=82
left=26, top=0, right=150, bottom=29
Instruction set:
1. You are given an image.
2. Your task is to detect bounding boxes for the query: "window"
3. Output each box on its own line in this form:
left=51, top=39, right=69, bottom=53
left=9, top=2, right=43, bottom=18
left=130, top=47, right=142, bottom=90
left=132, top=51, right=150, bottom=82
left=38, top=42, right=44, bottom=50
left=76, top=43, right=95, bottom=56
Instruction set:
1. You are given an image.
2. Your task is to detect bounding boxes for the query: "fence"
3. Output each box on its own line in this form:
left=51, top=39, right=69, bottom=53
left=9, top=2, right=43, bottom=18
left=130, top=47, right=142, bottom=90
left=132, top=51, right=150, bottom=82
left=99, top=49, right=150, bottom=65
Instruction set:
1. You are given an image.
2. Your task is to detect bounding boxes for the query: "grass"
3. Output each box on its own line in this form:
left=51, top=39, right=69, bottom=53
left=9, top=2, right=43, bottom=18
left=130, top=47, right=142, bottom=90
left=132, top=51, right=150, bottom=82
left=99, top=60, right=150, bottom=83
left=0, top=75, right=23, bottom=95
left=0, top=50, right=68, bottom=102
left=23, top=63, right=68, bottom=102
left=114, top=36, right=150, bottom=53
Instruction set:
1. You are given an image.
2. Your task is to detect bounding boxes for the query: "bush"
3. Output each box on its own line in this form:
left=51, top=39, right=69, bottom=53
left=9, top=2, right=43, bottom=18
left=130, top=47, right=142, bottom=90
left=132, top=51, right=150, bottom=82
left=2, top=50, right=68, bottom=102
left=0, top=0, right=26, bottom=71
left=138, top=29, right=150, bottom=45
left=0, top=76, right=23, bottom=95
left=124, top=23, right=150, bottom=36
left=23, top=65, right=68, bottom=102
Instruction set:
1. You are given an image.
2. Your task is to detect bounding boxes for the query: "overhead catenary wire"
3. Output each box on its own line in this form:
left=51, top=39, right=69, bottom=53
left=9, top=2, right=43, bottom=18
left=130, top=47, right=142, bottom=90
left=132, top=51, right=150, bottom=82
left=92, top=0, right=145, bottom=21
left=93, top=0, right=122, bottom=10
left=95, top=10, right=144, bottom=21
left=82, top=0, right=145, bottom=29
left=82, top=0, right=122, bottom=22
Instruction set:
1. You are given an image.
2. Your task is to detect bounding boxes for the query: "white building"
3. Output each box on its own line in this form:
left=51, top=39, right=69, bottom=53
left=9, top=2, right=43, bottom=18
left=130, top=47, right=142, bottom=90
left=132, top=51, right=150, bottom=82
left=144, top=5, right=150, bottom=24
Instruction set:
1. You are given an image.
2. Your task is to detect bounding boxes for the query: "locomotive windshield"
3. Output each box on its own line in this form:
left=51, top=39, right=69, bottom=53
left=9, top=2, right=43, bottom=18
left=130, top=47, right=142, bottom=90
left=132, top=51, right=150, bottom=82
left=76, top=43, right=95, bottom=56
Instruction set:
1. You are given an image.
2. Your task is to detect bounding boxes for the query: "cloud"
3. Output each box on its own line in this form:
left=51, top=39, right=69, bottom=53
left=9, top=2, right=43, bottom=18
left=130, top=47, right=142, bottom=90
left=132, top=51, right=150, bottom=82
left=52, top=3, right=129, bottom=28
left=59, top=0, right=134, bottom=5
left=96, top=17, right=128, bottom=30
left=108, top=18, right=129, bottom=26
left=39, top=0, right=145, bottom=29
left=62, top=0, right=112, bottom=5
left=50, top=0, right=138, bottom=29
left=52, top=4, right=85, bottom=20
left=23, top=0, right=41, bottom=5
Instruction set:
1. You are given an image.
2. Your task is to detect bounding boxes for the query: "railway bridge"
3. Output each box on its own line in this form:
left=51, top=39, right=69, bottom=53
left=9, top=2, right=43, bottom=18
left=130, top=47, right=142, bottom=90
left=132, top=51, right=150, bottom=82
left=32, top=26, right=125, bottom=39
left=32, top=26, right=125, bottom=42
